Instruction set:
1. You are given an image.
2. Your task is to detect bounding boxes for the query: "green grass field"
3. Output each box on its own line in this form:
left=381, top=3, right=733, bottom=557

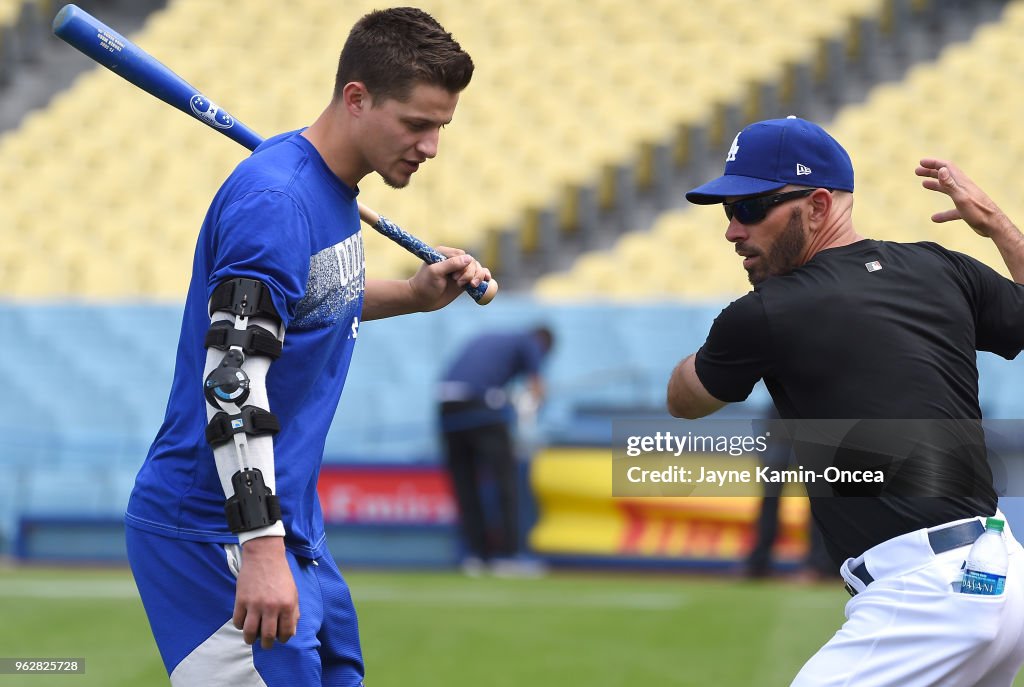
left=0, top=566, right=1021, bottom=686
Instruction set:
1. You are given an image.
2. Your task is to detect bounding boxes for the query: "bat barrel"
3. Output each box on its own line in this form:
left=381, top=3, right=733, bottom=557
left=53, top=4, right=264, bottom=151
left=52, top=4, right=132, bottom=69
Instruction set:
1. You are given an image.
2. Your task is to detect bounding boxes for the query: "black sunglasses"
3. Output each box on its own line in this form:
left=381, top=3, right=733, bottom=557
left=723, top=189, right=817, bottom=224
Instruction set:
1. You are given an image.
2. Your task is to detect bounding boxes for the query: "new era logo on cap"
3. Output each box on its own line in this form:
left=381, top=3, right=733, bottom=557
left=685, top=117, right=855, bottom=205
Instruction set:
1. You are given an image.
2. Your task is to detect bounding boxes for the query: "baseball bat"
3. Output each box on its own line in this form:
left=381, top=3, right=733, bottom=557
left=51, top=4, right=497, bottom=305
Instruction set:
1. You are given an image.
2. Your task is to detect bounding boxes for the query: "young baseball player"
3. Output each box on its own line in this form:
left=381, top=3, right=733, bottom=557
left=668, top=117, right=1024, bottom=686
left=124, top=8, right=487, bottom=686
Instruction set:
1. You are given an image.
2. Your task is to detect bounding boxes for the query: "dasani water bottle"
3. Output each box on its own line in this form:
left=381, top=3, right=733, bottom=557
left=959, top=517, right=1008, bottom=595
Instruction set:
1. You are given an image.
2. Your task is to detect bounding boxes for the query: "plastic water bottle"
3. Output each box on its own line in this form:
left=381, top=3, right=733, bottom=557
left=959, top=517, right=1008, bottom=595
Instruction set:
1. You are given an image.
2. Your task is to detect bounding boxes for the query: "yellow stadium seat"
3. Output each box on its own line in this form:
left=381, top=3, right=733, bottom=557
left=1, top=0, right=1004, bottom=301
left=0, top=1, right=21, bottom=31
left=533, top=272, right=602, bottom=303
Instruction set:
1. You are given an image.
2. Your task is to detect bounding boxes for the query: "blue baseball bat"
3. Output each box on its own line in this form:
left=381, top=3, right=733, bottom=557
left=52, top=4, right=498, bottom=305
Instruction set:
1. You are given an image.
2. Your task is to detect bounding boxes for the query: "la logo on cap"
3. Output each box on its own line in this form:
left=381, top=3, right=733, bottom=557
left=726, top=133, right=740, bottom=162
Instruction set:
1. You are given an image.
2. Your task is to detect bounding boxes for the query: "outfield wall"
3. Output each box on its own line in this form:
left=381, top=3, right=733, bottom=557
left=4, top=298, right=1024, bottom=565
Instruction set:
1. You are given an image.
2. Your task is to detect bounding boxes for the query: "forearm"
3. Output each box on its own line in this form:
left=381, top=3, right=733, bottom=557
left=666, top=354, right=727, bottom=419
left=362, top=279, right=424, bottom=321
left=987, top=215, right=1024, bottom=284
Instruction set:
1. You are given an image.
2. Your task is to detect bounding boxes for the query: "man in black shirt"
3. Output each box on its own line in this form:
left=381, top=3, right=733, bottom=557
left=667, top=117, right=1024, bottom=687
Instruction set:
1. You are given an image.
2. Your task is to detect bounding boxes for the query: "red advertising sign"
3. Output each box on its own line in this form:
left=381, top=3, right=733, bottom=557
left=317, top=466, right=456, bottom=524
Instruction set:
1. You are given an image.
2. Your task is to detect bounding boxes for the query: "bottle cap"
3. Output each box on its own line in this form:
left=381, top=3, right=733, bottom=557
left=985, top=517, right=1005, bottom=532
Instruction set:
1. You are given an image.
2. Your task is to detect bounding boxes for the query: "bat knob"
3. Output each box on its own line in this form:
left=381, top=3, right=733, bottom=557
left=475, top=278, right=499, bottom=306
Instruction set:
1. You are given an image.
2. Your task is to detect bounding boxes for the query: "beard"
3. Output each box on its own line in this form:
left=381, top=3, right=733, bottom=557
left=745, top=208, right=807, bottom=285
left=381, top=172, right=410, bottom=190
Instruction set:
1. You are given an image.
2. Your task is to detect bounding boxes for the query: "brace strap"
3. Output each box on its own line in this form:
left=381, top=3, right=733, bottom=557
left=224, top=468, right=282, bottom=533
left=209, top=278, right=281, bottom=323
left=204, top=321, right=283, bottom=359
left=206, top=406, right=280, bottom=446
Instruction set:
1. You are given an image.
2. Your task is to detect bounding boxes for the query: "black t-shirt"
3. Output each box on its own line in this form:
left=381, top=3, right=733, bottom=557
left=695, top=239, right=1024, bottom=563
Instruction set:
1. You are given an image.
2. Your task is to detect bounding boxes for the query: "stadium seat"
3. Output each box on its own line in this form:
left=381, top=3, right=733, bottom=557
left=2, top=0, right=902, bottom=296
left=21, top=464, right=121, bottom=516
left=540, top=0, right=1024, bottom=300
left=0, top=2, right=22, bottom=87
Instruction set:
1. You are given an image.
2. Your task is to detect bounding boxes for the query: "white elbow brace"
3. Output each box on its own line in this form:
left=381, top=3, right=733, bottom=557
left=204, top=278, right=285, bottom=536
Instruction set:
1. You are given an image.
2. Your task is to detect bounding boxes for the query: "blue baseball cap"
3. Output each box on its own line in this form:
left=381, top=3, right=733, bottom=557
left=685, top=117, right=854, bottom=204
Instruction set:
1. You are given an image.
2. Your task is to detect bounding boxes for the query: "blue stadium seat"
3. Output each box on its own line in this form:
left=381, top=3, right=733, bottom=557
left=0, top=381, right=60, bottom=468
left=615, top=305, right=724, bottom=407
left=976, top=353, right=1007, bottom=418
left=325, top=390, right=436, bottom=462
left=542, top=305, right=634, bottom=407
left=0, top=302, right=24, bottom=335
left=22, top=465, right=121, bottom=517
left=984, top=370, right=1024, bottom=420
left=1, top=300, right=1019, bottom=478
left=99, top=304, right=183, bottom=362
left=110, top=467, right=140, bottom=511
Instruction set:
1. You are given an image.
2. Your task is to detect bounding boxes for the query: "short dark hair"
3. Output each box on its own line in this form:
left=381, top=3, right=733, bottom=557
left=333, top=7, right=474, bottom=103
